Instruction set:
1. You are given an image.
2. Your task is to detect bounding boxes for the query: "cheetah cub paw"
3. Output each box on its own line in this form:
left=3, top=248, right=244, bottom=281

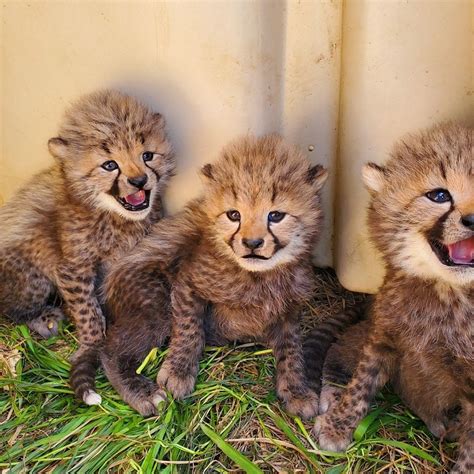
left=277, top=386, right=319, bottom=420
left=156, top=362, right=196, bottom=400
left=27, top=307, right=65, bottom=338
left=313, top=412, right=353, bottom=452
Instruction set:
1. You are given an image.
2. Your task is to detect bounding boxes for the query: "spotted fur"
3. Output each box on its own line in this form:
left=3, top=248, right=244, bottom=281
left=101, top=134, right=329, bottom=417
left=313, top=123, right=473, bottom=473
left=0, top=90, right=175, bottom=404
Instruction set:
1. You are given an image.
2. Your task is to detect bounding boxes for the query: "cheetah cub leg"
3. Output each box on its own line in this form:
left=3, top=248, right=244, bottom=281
left=450, top=404, right=473, bottom=474
left=269, top=317, right=319, bottom=420
left=156, top=281, right=205, bottom=400
left=313, top=341, right=393, bottom=451
left=27, top=306, right=65, bottom=339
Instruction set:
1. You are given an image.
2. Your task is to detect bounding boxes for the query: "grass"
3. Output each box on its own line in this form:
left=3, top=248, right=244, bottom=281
left=0, top=269, right=457, bottom=473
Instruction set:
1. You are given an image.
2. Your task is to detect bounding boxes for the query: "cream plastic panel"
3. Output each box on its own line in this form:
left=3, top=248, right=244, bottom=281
left=1, top=1, right=472, bottom=291
left=0, top=1, right=342, bottom=267
left=335, top=0, right=473, bottom=292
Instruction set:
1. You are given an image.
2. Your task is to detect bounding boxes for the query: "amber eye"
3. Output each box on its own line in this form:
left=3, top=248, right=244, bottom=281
left=425, top=189, right=452, bottom=203
left=268, top=211, right=286, bottom=223
left=101, top=160, right=119, bottom=172
left=142, top=151, right=154, bottom=162
left=226, top=210, right=241, bottom=222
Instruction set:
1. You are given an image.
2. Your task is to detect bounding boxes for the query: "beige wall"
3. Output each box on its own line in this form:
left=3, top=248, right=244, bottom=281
left=1, top=1, right=472, bottom=292
left=1, top=0, right=342, bottom=267
left=335, top=0, right=473, bottom=292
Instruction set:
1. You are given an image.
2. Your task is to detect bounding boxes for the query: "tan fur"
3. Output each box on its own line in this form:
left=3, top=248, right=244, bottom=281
left=314, top=123, right=473, bottom=473
left=100, top=134, right=329, bottom=417
left=0, top=90, right=175, bottom=402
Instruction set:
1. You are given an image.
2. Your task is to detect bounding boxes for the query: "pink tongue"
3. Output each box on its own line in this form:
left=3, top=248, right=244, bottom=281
left=124, top=190, right=146, bottom=206
left=448, top=237, right=474, bottom=264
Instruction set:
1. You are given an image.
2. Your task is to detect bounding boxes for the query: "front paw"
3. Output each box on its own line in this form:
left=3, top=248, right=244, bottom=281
left=156, top=362, right=196, bottom=400
left=312, top=413, right=353, bottom=452
left=283, top=389, right=319, bottom=419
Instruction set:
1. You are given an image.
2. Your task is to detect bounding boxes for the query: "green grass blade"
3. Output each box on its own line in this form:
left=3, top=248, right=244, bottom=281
left=360, top=438, right=440, bottom=464
left=353, top=406, right=385, bottom=441
left=201, top=423, right=263, bottom=474
left=136, top=347, right=158, bottom=374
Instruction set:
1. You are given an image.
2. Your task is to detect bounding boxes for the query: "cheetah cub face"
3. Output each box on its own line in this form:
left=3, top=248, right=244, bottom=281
left=201, top=135, right=328, bottom=272
left=48, top=90, right=174, bottom=221
left=363, top=124, right=473, bottom=287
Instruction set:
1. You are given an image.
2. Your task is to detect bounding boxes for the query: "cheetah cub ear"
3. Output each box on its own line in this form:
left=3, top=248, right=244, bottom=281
left=48, top=137, right=69, bottom=161
left=200, top=163, right=214, bottom=181
left=307, top=164, right=329, bottom=192
left=362, top=162, right=387, bottom=194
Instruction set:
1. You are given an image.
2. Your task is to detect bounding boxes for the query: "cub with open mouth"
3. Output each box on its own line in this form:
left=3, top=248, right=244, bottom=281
left=0, top=90, right=175, bottom=405
left=311, top=123, right=473, bottom=473
left=100, top=134, right=329, bottom=418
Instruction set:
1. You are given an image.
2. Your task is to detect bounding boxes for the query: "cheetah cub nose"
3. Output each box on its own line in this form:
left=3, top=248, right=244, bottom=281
left=243, top=238, right=264, bottom=250
left=128, top=175, right=148, bottom=188
left=461, top=213, right=474, bottom=230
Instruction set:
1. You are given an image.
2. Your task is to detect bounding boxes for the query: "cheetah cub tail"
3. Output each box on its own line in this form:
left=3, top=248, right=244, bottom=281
left=303, top=302, right=368, bottom=393
left=70, top=347, right=102, bottom=405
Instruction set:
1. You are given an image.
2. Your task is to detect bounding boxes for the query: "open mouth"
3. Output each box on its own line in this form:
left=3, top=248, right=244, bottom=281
left=242, top=254, right=270, bottom=260
left=429, top=236, right=474, bottom=267
left=115, top=189, right=151, bottom=211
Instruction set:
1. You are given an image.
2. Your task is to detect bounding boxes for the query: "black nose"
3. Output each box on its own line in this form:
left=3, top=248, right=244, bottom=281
left=128, top=175, right=148, bottom=188
left=243, top=238, right=264, bottom=250
left=461, top=213, right=474, bottom=230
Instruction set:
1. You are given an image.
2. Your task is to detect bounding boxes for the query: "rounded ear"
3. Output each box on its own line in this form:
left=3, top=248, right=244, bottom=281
left=307, top=164, right=328, bottom=192
left=200, top=163, right=214, bottom=180
left=362, top=163, right=387, bottom=193
left=151, top=112, right=165, bottom=130
left=48, top=137, right=69, bottom=160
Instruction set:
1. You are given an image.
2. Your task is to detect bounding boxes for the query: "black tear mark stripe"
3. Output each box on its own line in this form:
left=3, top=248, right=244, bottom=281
left=145, top=163, right=160, bottom=182
left=110, top=168, right=122, bottom=197
left=267, top=221, right=283, bottom=253
left=227, top=221, right=241, bottom=249
left=427, top=204, right=455, bottom=242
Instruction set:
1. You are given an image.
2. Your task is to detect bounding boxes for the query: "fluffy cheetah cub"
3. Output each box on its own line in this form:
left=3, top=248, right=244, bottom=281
left=0, top=90, right=175, bottom=404
left=313, top=124, right=473, bottom=473
left=101, top=134, right=328, bottom=417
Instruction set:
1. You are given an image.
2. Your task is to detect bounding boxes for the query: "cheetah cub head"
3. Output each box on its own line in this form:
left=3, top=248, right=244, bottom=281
left=363, top=123, right=473, bottom=287
left=200, top=135, right=328, bottom=272
left=48, top=90, right=175, bottom=221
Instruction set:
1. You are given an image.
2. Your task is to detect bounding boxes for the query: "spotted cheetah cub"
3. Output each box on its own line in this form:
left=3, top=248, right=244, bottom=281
left=0, top=90, right=174, bottom=404
left=313, top=124, right=473, bottom=473
left=101, top=134, right=328, bottom=417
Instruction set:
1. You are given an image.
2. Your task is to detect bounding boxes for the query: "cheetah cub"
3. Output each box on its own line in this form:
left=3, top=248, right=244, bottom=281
left=0, top=90, right=175, bottom=405
left=313, top=124, right=473, bottom=473
left=101, top=134, right=328, bottom=417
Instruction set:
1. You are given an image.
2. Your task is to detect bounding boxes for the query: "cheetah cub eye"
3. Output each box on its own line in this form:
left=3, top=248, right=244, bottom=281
left=268, top=211, right=286, bottom=223
left=102, top=160, right=119, bottom=172
left=425, top=188, right=452, bottom=203
left=226, top=210, right=241, bottom=222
